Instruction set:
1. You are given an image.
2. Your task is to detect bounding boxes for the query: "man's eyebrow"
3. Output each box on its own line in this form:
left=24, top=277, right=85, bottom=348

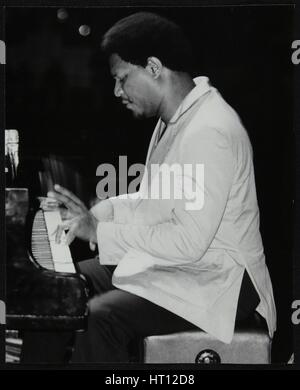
left=111, top=71, right=121, bottom=79
left=112, top=73, right=124, bottom=80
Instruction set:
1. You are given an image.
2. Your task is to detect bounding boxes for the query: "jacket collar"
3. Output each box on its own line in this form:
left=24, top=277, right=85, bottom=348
left=168, top=76, right=211, bottom=125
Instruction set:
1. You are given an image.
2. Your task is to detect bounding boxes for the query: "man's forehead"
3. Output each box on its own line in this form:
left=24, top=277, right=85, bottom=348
left=109, top=53, right=141, bottom=77
left=109, top=54, right=130, bottom=76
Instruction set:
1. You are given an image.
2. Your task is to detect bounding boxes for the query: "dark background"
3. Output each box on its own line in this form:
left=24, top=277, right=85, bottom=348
left=294, top=0, right=300, bottom=366
left=5, top=6, right=294, bottom=363
left=0, top=6, right=5, bottom=366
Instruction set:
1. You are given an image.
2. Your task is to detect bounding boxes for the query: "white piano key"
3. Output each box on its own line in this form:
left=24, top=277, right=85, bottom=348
left=54, top=262, right=76, bottom=273
left=43, top=210, right=75, bottom=273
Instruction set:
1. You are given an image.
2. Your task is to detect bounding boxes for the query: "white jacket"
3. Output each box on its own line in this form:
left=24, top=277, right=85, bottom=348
left=91, top=77, right=276, bottom=343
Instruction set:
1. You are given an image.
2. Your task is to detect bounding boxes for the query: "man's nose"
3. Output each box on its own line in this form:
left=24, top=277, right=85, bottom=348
left=114, top=80, right=123, bottom=98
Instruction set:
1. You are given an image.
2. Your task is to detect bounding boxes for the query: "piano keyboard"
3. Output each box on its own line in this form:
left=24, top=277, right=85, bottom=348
left=31, top=210, right=76, bottom=273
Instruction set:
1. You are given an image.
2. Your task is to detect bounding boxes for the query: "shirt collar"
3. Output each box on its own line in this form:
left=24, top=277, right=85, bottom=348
left=168, top=76, right=211, bottom=125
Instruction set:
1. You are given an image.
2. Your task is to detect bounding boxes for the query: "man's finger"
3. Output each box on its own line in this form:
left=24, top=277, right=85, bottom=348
left=54, top=221, right=71, bottom=244
left=65, top=226, right=76, bottom=246
left=89, top=241, right=97, bottom=251
left=40, top=201, right=61, bottom=212
left=48, top=190, right=83, bottom=214
left=55, top=224, right=64, bottom=244
left=54, top=184, right=86, bottom=209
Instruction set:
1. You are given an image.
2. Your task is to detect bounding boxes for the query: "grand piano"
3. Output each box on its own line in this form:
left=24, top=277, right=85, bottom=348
left=5, top=128, right=91, bottom=362
left=5, top=187, right=89, bottom=361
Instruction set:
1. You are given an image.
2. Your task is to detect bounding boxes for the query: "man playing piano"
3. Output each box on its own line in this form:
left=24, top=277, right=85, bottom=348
left=21, top=12, right=276, bottom=363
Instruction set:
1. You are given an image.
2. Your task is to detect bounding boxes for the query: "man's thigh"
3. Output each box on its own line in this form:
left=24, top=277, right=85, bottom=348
left=78, top=258, right=197, bottom=336
left=88, top=288, right=197, bottom=338
left=77, top=257, right=116, bottom=296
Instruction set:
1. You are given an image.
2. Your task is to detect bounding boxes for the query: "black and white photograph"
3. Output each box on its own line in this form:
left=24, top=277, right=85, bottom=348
left=1, top=0, right=299, bottom=370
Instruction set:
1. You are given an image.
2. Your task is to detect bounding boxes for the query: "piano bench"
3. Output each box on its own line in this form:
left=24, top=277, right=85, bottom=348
left=143, top=314, right=271, bottom=364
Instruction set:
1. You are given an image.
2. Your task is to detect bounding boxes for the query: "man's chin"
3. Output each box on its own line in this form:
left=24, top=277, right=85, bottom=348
left=125, top=104, right=147, bottom=119
left=131, top=110, right=144, bottom=119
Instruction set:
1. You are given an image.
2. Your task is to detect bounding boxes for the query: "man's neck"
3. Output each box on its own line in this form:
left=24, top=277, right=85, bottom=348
left=159, top=72, right=196, bottom=124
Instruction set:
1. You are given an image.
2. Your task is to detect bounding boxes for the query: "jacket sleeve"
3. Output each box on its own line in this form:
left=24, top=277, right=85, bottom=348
left=90, top=192, right=140, bottom=224
left=97, top=127, right=235, bottom=265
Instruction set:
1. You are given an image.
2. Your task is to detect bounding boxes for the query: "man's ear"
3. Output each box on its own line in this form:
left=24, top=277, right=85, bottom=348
left=146, top=57, right=162, bottom=79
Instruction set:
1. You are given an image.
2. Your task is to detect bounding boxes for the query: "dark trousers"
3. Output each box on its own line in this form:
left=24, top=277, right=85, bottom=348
left=21, top=257, right=260, bottom=363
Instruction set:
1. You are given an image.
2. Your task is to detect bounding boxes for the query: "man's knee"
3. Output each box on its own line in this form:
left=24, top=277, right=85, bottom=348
left=88, top=295, right=114, bottom=323
left=87, top=290, right=136, bottom=331
left=85, top=292, right=136, bottom=350
left=77, top=258, right=115, bottom=295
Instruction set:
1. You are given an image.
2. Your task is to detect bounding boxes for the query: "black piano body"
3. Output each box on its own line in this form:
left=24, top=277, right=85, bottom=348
left=6, top=188, right=89, bottom=331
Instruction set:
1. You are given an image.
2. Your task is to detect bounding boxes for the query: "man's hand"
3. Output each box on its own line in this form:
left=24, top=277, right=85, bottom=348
left=48, top=184, right=98, bottom=246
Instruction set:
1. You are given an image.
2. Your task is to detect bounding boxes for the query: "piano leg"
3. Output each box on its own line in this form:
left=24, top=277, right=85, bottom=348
left=20, top=259, right=116, bottom=363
